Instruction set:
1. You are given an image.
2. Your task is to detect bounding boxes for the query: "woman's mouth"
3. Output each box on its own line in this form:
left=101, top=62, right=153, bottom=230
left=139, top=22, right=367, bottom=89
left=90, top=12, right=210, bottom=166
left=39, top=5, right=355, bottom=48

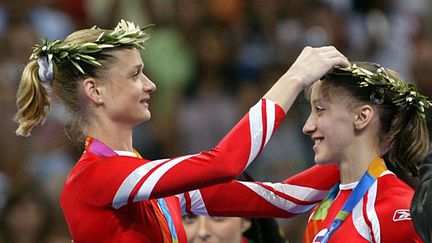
left=140, top=98, right=149, bottom=107
left=313, top=137, right=323, bottom=151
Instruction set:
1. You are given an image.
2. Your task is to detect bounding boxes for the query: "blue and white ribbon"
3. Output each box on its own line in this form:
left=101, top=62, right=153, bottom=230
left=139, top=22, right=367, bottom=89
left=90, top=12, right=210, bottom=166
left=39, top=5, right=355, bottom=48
left=37, top=56, right=54, bottom=83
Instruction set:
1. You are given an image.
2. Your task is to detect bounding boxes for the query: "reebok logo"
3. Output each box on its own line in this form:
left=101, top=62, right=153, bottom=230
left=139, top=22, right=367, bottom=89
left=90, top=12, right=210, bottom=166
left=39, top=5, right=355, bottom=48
left=393, top=209, right=411, bottom=222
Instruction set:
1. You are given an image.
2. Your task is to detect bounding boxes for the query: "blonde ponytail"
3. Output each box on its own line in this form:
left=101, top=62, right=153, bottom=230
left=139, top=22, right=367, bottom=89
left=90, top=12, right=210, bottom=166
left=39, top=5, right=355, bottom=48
left=15, top=60, right=51, bottom=136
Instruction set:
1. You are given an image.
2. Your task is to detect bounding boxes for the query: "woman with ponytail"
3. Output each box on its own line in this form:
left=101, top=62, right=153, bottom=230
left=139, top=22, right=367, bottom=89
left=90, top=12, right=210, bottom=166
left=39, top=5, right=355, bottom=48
left=301, top=62, right=430, bottom=242
left=15, top=19, right=349, bottom=242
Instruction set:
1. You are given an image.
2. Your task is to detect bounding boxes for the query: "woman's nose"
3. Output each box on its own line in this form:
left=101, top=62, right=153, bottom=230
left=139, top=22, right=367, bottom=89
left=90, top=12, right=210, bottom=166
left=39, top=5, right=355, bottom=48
left=302, top=114, right=316, bottom=135
left=197, top=217, right=212, bottom=241
left=142, top=74, right=156, bottom=93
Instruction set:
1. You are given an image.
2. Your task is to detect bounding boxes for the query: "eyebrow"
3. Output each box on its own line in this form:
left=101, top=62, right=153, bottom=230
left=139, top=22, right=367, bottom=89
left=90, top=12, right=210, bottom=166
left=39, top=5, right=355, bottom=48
left=311, top=96, right=330, bottom=107
left=129, top=64, right=143, bottom=72
left=311, top=98, right=322, bottom=105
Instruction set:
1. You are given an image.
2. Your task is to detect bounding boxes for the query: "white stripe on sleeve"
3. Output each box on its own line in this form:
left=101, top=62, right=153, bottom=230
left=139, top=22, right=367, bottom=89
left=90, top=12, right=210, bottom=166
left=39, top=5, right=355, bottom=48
left=239, top=182, right=317, bottom=214
left=133, top=154, right=196, bottom=202
left=247, top=100, right=263, bottom=167
left=176, top=193, right=187, bottom=215
left=176, top=190, right=209, bottom=216
left=188, top=189, right=209, bottom=216
left=262, top=182, right=328, bottom=202
left=112, top=159, right=169, bottom=209
left=264, top=100, right=275, bottom=146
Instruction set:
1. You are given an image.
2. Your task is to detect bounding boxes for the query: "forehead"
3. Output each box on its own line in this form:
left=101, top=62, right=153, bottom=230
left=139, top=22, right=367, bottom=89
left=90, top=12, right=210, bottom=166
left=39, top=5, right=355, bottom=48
left=309, top=81, right=326, bottom=101
left=309, top=81, right=351, bottom=106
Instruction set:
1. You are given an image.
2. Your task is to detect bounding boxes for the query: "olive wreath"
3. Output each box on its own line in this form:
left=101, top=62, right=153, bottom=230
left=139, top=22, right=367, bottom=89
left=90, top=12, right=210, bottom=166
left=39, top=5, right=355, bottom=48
left=30, top=19, right=153, bottom=74
left=332, top=64, right=431, bottom=117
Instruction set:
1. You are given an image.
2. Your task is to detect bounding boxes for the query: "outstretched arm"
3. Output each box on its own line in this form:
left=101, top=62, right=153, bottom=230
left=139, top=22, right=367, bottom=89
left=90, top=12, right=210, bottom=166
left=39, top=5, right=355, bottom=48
left=177, top=164, right=340, bottom=218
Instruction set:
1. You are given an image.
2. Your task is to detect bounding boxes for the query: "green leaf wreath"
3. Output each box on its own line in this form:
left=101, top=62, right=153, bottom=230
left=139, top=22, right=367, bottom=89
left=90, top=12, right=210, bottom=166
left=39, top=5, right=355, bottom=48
left=333, top=64, right=432, bottom=117
left=30, top=19, right=153, bottom=74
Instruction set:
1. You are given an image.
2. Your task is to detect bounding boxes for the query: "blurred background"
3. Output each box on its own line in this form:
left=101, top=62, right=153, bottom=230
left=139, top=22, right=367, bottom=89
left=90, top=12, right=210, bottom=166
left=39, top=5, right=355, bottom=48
left=0, top=0, right=432, bottom=242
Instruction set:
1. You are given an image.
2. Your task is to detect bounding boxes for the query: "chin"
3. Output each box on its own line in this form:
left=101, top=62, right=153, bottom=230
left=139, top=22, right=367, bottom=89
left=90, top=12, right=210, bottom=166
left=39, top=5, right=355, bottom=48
left=141, top=110, right=152, bottom=121
left=132, top=114, right=151, bottom=126
left=314, top=154, right=331, bottom=166
left=143, top=114, right=151, bottom=121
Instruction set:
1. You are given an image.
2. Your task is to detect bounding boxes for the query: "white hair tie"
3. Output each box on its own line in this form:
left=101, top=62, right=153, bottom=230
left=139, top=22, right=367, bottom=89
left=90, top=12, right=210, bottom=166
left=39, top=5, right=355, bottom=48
left=37, top=56, right=54, bottom=83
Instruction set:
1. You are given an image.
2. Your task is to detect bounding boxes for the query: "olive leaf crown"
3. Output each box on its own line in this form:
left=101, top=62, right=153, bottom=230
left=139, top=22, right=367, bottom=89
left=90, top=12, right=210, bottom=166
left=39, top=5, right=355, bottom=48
left=29, top=19, right=153, bottom=74
left=331, top=64, right=432, bottom=117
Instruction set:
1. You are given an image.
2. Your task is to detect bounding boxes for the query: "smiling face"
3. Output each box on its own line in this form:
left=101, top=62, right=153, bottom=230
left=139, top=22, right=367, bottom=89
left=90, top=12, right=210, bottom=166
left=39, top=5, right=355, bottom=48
left=182, top=215, right=251, bottom=243
left=302, top=81, right=357, bottom=165
left=97, top=48, right=156, bottom=127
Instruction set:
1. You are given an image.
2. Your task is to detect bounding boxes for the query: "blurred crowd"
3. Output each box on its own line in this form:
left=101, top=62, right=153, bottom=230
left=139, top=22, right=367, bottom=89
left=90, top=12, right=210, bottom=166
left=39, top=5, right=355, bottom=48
left=1, top=0, right=432, bottom=242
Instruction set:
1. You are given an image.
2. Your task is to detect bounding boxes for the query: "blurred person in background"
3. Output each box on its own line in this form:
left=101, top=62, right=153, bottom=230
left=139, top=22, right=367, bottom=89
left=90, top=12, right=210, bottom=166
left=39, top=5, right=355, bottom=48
left=176, top=24, right=239, bottom=154
left=182, top=215, right=286, bottom=243
left=0, top=183, right=53, bottom=243
left=0, top=0, right=74, bottom=39
left=182, top=215, right=254, bottom=243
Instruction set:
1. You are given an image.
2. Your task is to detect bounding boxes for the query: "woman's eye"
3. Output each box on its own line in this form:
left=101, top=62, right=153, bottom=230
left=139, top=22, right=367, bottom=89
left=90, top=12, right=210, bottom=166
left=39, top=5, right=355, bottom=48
left=211, top=216, right=226, bottom=222
left=182, top=215, right=197, bottom=224
left=315, top=106, right=325, bottom=112
left=132, top=68, right=144, bottom=78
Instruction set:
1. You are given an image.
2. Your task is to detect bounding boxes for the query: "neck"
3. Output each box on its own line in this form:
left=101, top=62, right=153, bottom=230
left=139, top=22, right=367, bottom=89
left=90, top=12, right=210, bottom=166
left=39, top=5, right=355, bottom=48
left=85, top=118, right=134, bottom=152
left=339, top=144, right=381, bottom=184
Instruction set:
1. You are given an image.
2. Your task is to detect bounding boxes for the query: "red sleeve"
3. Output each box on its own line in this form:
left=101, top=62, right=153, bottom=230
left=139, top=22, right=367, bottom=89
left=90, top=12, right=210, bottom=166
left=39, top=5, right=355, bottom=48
left=178, top=164, right=340, bottom=218
left=282, top=164, right=340, bottom=190
left=65, top=99, right=285, bottom=208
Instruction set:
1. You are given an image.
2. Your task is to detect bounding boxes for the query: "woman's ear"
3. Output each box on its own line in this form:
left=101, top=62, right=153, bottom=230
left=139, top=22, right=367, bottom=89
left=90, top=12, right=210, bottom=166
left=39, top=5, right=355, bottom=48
left=82, top=78, right=103, bottom=105
left=353, top=104, right=374, bottom=130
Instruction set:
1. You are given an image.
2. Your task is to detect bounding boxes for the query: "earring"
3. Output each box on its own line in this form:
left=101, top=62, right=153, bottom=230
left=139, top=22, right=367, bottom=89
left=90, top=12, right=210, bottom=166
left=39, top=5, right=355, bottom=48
left=98, top=99, right=101, bottom=104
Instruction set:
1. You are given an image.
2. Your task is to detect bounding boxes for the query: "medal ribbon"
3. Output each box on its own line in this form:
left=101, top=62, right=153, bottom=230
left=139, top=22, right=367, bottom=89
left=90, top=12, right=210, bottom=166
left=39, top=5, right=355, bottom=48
left=319, top=157, right=387, bottom=243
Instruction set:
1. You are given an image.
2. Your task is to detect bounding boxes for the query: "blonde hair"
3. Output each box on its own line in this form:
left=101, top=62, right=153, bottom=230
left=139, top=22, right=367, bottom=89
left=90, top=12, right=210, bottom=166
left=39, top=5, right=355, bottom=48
left=15, top=29, right=113, bottom=138
left=15, top=60, right=50, bottom=136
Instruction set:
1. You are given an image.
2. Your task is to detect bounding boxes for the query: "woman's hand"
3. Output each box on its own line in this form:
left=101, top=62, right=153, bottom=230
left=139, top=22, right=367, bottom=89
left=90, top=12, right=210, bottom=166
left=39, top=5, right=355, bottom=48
left=283, top=46, right=350, bottom=89
left=263, top=46, right=349, bottom=113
